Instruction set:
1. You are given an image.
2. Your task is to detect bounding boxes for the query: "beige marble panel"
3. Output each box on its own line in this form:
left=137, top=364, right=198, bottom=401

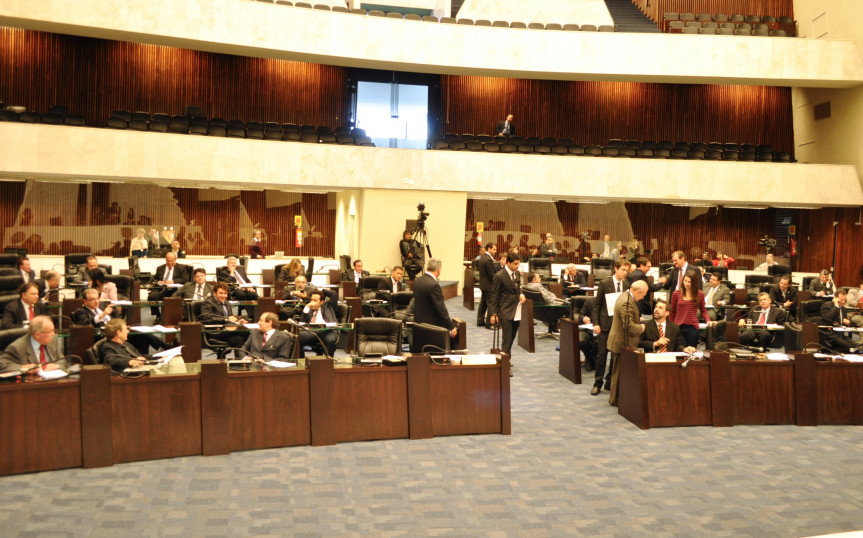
left=457, top=0, right=614, bottom=26
left=1, top=0, right=861, bottom=87
left=0, top=123, right=860, bottom=209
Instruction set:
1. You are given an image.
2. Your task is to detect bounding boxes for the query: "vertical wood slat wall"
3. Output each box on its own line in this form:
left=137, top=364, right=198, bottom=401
left=630, top=0, right=794, bottom=23
left=440, top=76, right=794, bottom=154
left=0, top=181, right=335, bottom=258
left=0, top=28, right=348, bottom=127
left=465, top=200, right=861, bottom=285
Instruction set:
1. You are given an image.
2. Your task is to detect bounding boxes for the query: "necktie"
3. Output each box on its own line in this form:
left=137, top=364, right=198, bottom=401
left=262, top=332, right=268, bottom=346
left=393, top=280, right=397, bottom=293
left=165, top=268, right=172, bottom=282
left=195, top=284, right=203, bottom=300
left=512, top=271, right=519, bottom=285
left=235, top=271, right=245, bottom=285
left=39, top=345, right=46, bottom=365
left=616, top=281, right=621, bottom=293
left=28, top=305, right=34, bottom=320
left=221, top=303, right=228, bottom=317
left=757, top=309, right=767, bottom=325
left=706, top=286, right=716, bottom=304
left=657, top=323, right=667, bottom=353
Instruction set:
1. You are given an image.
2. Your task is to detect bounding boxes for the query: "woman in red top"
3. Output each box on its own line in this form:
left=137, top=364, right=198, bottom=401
left=670, top=269, right=714, bottom=348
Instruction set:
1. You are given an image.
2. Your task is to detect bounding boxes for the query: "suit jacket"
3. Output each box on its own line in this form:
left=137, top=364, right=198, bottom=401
left=217, top=266, right=253, bottom=287
left=198, top=296, right=236, bottom=323
left=561, top=271, right=586, bottom=288
left=640, top=319, right=683, bottom=352
left=0, top=334, right=65, bottom=373
left=71, top=305, right=118, bottom=329
left=1, top=300, right=48, bottom=330
left=154, top=263, right=189, bottom=285
left=626, top=269, right=662, bottom=316
left=100, top=339, right=150, bottom=372
left=495, top=120, right=514, bottom=136
left=299, top=291, right=340, bottom=324
left=412, top=272, right=453, bottom=330
left=18, top=269, right=36, bottom=283
left=703, top=282, right=732, bottom=318
left=743, top=306, right=785, bottom=325
left=809, top=279, right=836, bottom=295
left=241, top=329, right=293, bottom=361
left=376, top=277, right=405, bottom=299
left=180, top=281, right=214, bottom=300
left=489, top=268, right=523, bottom=321
left=478, top=252, right=497, bottom=292
left=578, top=297, right=595, bottom=325
left=821, top=301, right=849, bottom=326
left=592, top=277, right=629, bottom=332
left=341, top=269, right=370, bottom=283
left=768, top=284, right=797, bottom=309
left=663, top=263, right=693, bottom=292
left=34, top=278, right=54, bottom=299
left=539, top=243, right=558, bottom=258
left=607, top=292, right=643, bottom=353
left=286, top=283, right=317, bottom=302
left=169, top=249, right=186, bottom=258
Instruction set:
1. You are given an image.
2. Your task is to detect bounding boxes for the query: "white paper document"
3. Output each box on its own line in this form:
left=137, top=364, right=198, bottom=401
left=38, top=369, right=68, bottom=380
left=266, top=360, right=296, bottom=368
left=153, top=346, right=184, bottom=360
left=604, top=292, right=621, bottom=316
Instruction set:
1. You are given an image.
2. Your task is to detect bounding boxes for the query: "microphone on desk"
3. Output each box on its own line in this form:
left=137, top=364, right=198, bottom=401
left=680, top=350, right=699, bottom=368
left=221, top=347, right=267, bottom=366
left=728, top=343, right=764, bottom=353
left=286, top=320, right=333, bottom=360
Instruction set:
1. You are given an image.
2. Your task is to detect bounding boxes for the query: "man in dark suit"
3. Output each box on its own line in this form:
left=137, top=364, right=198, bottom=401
left=413, top=258, right=456, bottom=338
left=738, top=292, right=785, bottom=349
left=810, top=269, right=837, bottom=296
left=377, top=266, right=406, bottom=299
left=768, top=274, right=798, bottom=321
left=495, top=113, right=514, bottom=136
left=561, top=264, right=587, bottom=299
left=72, top=288, right=117, bottom=333
left=241, top=312, right=293, bottom=361
left=169, top=240, right=186, bottom=258
left=217, top=256, right=258, bottom=318
left=147, top=252, right=189, bottom=318
left=298, top=289, right=340, bottom=356
left=591, top=259, right=630, bottom=395
left=820, top=289, right=857, bottom=353
left=489, top=252, right=525, bottom=372
left=1, top=282, right=48, bottom=329
left=34, top=270, right=61, bottom=300
left=625, top=257, right=666, bottom=316
left=640, top=299, right=694, bottom=353
left=179, top=268, right=214, bottom=300
left=662, top=250, right=692, bottom=294
left=72, top=255, right=99, bottom=284
left=100, top=318, right=154, bottom=373
left=538, top=236, right=558, bottom=258
left=198, top=282, right=249, bottom=356
left=17, top=256, right=36, bottom=283
left=476, top=243, right=497, bottom=327
left=0, top=315, right=65, bottom=374
left=607, top=281, right=647, bottom=406
left=341, top=259, right=369, bottom=284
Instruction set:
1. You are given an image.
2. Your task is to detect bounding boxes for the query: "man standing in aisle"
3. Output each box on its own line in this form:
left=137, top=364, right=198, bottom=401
left=476, top=242, right=497, bottom=328
left=489, top=252, right=525, bottom=376
left=413, top=258, right=457, bottom=338
left=607, top=280, right=647, bottom=406
left=591, top=259, right=630, bottom=395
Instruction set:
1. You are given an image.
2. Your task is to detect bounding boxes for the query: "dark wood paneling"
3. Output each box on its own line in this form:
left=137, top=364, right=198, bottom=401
left=730, top=361, right=795, bottom=424
left=431, top=365, right=503, bottom=435
left=0, top=28, right=348, bottom=127
left=227, top=370, right=312, bottom=450
left=631, top=0, right=794, bottom=23
left=833, top=207, right=863, bottom=287
left=441, top=77, right=793, bottom=154
left=331, top=368, right=409, bottom=442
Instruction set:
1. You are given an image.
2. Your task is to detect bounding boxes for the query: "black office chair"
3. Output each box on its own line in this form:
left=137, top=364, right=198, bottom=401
left=389, top=291, right=413, bottom=322
left=744, top=274, right=773, bottom=302
left=127, top=257, right=153, bottom=284
left=189, top=300, right=231, bottom=359
left=591, top=258, right=614, bottom=282
left=801, top=300, right=823, bottom=324
left=84, top=338, right=107, bottom=365
left=359, top=275, right=386, bottom=301
left=522, top=289, right=567, bottom=340
left=0, top=275, right=23, bottom=298
left=706, top=265, right=729, bottom=281
left=105, top=274, right=134, bottom=301
left=64, top=253, right=92, bottom=282
left=802, top=276, right=818, bottom=291
left=410, top=322, right=451, bottom=353
left=767, top=265, right=792, bottom=280
left=354, top=318, right=402, bottom=356
left=528, top=258, right=554, bottom=283
left=0, top=253, right=19, bottom=268
left=0, top=327, right=28, bottom=351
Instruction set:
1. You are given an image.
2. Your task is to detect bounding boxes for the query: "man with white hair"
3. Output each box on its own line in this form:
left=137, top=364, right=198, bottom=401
left=0, top=316, right=66, bottom=374
left=607, top=280, right=647, bottom=406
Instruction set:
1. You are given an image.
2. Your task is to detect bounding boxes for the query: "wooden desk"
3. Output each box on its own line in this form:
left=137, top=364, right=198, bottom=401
left=794, top=353, right=863, bottom=425
left=517, top=298, right=535, bottom=353
left=558, top=317, right=582, bottom=384
left=617, top=349, right=713, bottom=429
left=463, top=266, right=475, bottom=310
left=728, top=359, right=795, bottom=425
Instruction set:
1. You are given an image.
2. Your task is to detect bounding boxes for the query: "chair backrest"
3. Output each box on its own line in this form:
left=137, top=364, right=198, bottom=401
left=801, top=300, right=823, bottom=323
left=410, top=322, right=451, bottom=353
left=360, top=275, right=386, bottom=300
left=768, top=265, right=792, bottom=279
left=65, top=253, right=92, bottom=278
left=0, top=275, right=23, bottom=293
left=105, top=274, right=133, bottom=300
left=529, top=257, right=552, bottom=279
left=0, top=327, right=27, bottom=351
left=390, top=290, right=413, bottom=321
left=354, top=317, right=402, bottom=356
left=189, top=300, right=205, bottom=322
left=591, top=258, right=614, bottom=282
left=0, top=253, right=19, bottom=267
left=85, top=338, right=107, bottom=365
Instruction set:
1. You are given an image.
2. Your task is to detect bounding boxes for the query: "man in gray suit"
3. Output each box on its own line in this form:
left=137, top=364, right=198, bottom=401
left=241, top=312, right=293, bottom=361
left=180, top=268, right=215, bottom=300
left=702, top=271, right=731, bottom=321
left=607, top=281, right=647, bottom=406
left=0, top=315, right=66, bottom=374
left=489, top=252, right=526, bottom=374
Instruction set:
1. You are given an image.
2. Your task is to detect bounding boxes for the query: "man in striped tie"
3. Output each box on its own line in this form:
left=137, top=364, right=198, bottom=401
left=0, top=315, right=65, bottom=374
left=639, top=299, right=695, bottom=354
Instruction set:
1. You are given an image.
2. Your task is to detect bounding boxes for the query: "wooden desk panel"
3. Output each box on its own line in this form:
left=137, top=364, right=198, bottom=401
left=730, top=361, right=795, bottom=425
left=331, top=367, right=409, bottom=442
left=110, top=375, right=202, bottom=463
left=227, top=370, right=312, bottom=450
left=431, top=365, right=503, bottom=436
left=558, top=317, right=582, bottom=384
left=463, top=266, right=475, bottom=310
left=517, top=298, right=535, bottom=353
left=0, top=380, right=82, bottom=475
left=645, top=362, right=712, bottom=428
left=815, top=362, right=863, bottom=425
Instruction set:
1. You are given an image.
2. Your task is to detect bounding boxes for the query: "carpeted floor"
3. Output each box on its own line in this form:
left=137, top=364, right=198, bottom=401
left=1, top=297, right=862, bottom=536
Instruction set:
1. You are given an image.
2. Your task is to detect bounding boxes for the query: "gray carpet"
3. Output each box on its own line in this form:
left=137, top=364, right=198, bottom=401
left=2, top=297, right=862, bottom=536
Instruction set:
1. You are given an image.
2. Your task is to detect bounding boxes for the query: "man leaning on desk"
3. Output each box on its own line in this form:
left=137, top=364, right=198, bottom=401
left=100, top=318, right=155, bottom=373
left=0, top=316, right=66, bottom=374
